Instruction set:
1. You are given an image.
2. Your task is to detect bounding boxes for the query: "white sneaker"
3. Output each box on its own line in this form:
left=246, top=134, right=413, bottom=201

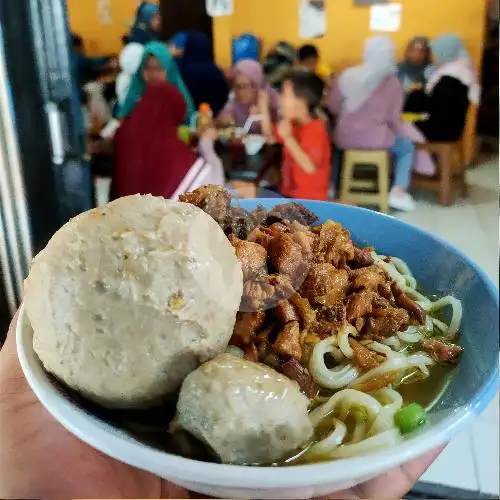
left=389, top=189, right=416, bottom=212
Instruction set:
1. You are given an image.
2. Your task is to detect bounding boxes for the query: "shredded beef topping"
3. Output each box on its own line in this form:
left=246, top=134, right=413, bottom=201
left=181, top=186, right=463, bottom=397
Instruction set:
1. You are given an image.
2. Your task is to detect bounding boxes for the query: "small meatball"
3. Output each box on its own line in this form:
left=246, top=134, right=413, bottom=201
left=232, top=311, right=266, bottom=346
left=281, top=358, right=317, bottom=398
left=228, top=234, right=267, bottom=281
left=269, top=202, right=319, bottom=226
left=300, top=264, right=349, bottom=307
left=268, top=233, right=309, bottom=282
left=364, top=307, right=410, bottom=338
left=349, top=339, right=383, bottom=372
left=275, top=300, right=299, bottom=324
left=176, top=354, right=313, bottom=465
left=420, top=338, right=463, bottom=365
left=350, top=265, right=389, bottom=292
left=392, top=283, right=426, bottom=324
left=349, top=247, right=375, bottom=269
left=274, top=320, right=302, bottom=360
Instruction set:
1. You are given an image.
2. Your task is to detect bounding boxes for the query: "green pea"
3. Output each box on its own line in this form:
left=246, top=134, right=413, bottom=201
left=394, top=403, right=428, bottom=435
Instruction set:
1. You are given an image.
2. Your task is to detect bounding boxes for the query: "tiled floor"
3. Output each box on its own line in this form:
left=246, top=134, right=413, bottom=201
left=398, top=158, right=499, bottom=496
left=95, top=158, right=500, bottom=495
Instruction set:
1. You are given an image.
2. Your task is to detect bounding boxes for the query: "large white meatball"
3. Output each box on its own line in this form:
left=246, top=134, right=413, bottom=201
left=24, top=196, right=243, bottom=409
left=176, top=353, right=313, bottom=464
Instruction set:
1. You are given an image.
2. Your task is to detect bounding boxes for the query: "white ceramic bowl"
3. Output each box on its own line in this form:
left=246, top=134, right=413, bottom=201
left=15, top=310, right=493, bottom=500
left=243, top=134, right=265, bottom=156
left=17, top=200, right=499, bottom=499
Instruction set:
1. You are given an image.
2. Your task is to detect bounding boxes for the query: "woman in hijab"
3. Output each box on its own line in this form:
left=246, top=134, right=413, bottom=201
left=118, top=41, right=195, bottom=122
left=175, top=31, right=229, bottom=116
left=113, top=82, right=224, bottom=200
left=415, top=33, right=479, bottom=142
left=128, top=2, right=161, bottom=45
left=217, top=59, right=279, bottom=133
left=398, top=37, right=431, bottom=93
left=328, top=36, right=416, bottom=212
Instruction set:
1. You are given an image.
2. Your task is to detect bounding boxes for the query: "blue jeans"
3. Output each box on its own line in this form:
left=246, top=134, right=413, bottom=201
left=390, top=135, right=415, bottom=190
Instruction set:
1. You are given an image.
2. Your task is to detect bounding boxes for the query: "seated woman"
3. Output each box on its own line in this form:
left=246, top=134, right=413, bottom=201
left=118, top=41, right=195, bottom=122
left=328, top=36, right=416, bottom=212
left=127, top=2, right=161, bottom=45
left=397, top=36, right=432, bottom=111
left=113, top=82, right=224, bottom=200
left=415, top=33, right=479, bottom=142
left=218, top=60, right=280, bottom=133
left=175, top=31, right=229, bottom=116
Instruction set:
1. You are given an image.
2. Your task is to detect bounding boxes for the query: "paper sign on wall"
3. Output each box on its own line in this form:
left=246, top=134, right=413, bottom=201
left=206, top=0, right=233, bottom=17
left=97, top=0, right=113, bottom=25
left=299, top=0, right=327, bottom=40
left=369, top=3, right=401, bottom=32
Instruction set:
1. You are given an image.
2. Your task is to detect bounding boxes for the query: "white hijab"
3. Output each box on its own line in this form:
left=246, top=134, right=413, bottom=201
left=116, top=43, right=145, bottom=105
left=338, top=36, right=397, bottom=113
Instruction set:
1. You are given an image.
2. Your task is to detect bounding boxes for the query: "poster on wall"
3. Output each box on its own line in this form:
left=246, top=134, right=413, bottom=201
left=97, top=0, right=113, bottom=25
left=299, top=0, right=327, bottom=39
left=206, top=0, right=234, bottom=17
left=369, top=3, right=401, bottom=32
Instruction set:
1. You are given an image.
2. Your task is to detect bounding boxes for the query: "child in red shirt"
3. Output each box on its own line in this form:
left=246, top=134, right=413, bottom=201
left=260, top=70, right=331, bottom=200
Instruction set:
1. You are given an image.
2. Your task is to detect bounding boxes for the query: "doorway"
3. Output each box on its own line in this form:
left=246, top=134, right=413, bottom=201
left=160, top=0, right=213, bottom=44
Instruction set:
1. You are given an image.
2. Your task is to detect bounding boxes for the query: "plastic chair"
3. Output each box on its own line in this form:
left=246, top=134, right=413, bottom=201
left=340, top=150, right=390, bottom=213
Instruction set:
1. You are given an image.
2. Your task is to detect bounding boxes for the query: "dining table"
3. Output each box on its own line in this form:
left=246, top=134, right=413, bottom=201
left=218, top=141, right=283, bottom=186
left=401, top=112, right=429, bottom=123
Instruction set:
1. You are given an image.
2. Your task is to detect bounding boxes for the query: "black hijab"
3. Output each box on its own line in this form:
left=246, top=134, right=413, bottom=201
left=176, top=31, right=229, bottom=116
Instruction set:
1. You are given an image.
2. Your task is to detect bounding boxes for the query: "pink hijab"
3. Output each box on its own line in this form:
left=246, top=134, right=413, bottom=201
left=227, top=59, right=280, bottom=127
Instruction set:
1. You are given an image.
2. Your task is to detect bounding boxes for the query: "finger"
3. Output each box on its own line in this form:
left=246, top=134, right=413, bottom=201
left=1, top=309, right=20, bottom=359
left=0, top=309, right=31, bottom=398
left=356, top=445, right=446, bottom=500
left=318, top=445, right=446, bottom=500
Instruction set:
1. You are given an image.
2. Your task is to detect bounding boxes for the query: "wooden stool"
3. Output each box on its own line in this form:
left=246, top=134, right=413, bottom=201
left=413, top=141, right=466, bottom=206
left=340, top=150, right=390, bottom=213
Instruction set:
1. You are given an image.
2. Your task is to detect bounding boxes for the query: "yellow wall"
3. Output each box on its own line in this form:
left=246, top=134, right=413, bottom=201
left=67, top=0, right=139, bottom=55
left=213, top=0, right=487, bottom=71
